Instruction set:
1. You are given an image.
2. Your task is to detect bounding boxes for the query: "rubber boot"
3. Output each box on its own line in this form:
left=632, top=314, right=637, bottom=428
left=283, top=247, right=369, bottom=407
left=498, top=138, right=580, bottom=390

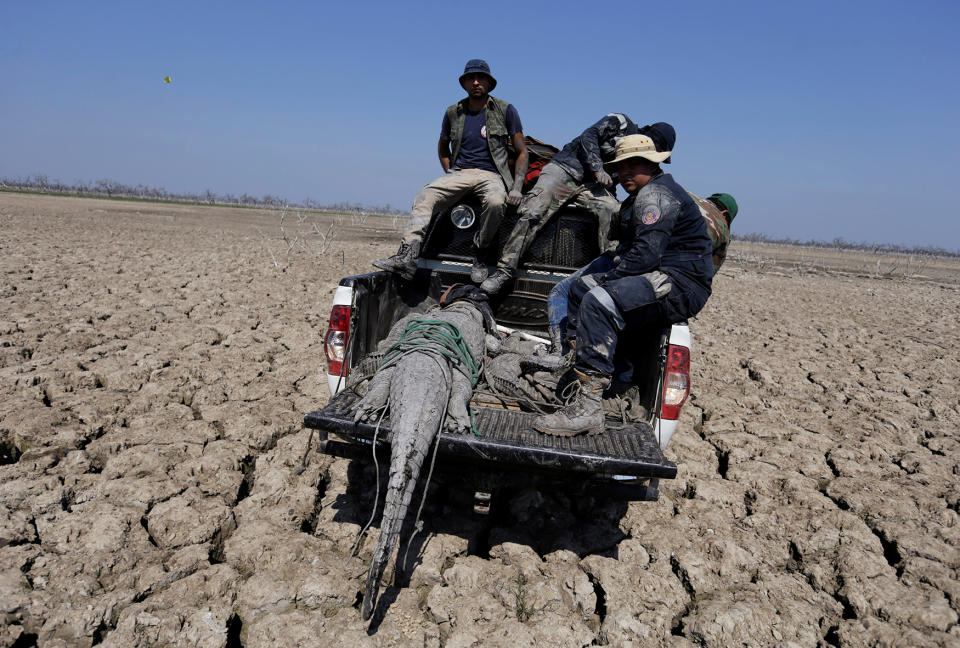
left=480, top=268, right=512, bottom=294
left=373, top=240, right=420, bottom=280
left=532, top=369, right=609, bottom=437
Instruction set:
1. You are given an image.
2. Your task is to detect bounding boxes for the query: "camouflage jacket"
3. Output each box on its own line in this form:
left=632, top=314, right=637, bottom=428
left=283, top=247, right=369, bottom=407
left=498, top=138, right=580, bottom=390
left=551, top=113, right=639, bottom=183
left=689, top=193, right=731, bottom=270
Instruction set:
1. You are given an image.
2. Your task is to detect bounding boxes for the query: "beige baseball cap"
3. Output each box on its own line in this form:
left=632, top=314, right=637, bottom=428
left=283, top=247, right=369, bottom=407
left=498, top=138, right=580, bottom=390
left=604, top=134, right=672, bottom=167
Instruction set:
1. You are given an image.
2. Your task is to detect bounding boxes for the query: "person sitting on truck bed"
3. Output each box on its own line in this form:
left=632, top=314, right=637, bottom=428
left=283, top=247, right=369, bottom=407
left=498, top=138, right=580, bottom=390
left=691, top=192, right=739, bottom=271
left=480, top=114, right=651, bottom=295
left=533, top=133, right=714, bottom=437
left=545, top=187, right=737, bottom=354
left=374, top=59, right=529, bottom=283
left=538, top=122, right=677, bottom=352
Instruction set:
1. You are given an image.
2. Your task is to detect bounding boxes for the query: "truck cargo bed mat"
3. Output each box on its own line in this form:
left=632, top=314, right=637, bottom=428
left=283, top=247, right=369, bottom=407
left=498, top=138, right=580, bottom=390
left=304, top=391, right=676, bottom=479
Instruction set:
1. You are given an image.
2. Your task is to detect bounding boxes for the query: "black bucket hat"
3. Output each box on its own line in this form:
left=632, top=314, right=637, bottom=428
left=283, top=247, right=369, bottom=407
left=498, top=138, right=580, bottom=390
left=459, top=59, right=497, bottom=91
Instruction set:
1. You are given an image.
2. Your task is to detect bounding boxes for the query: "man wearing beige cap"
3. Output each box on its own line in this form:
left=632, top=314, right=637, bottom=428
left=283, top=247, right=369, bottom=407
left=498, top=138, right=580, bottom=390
left=541, top=122, right=677, bottom=351
left=534, top=131, right=714, bottom=437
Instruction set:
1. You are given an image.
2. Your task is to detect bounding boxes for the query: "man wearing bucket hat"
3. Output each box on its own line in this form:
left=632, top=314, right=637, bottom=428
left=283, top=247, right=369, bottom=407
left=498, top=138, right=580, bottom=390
left=530, top=185, right=736, bottom=386
left=533, top=131, right=713, bottom=437
left=374, top=59, right=528, bottom=282
left=480, top=113, right=647, bottom=295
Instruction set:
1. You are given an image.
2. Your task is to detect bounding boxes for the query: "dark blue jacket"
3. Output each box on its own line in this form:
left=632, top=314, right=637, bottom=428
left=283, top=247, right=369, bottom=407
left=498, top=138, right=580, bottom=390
left=551, top=113, right=639, bottom=183
left=608, top=172, right=714, bottom=291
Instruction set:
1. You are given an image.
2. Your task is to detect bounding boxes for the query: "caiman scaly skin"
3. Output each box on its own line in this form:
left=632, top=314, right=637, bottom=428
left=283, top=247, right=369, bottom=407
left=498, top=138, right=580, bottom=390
left=353, top=303, right=485, bottom=621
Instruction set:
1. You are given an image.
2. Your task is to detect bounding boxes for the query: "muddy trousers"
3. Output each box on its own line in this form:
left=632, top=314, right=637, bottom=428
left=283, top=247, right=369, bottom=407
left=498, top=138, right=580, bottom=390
left=496, top=162, right=619, bottom=272
left=567, top=273, right=709, bottom=377
left=401, top=169, right=507, bottom=250
left=566, top=274, right=660, bottom=377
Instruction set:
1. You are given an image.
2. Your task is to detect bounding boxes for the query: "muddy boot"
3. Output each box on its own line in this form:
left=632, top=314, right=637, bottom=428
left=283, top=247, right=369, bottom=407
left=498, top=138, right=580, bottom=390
left=532, top=369, right=609, bottom=437
left=480, top=268, right=512, bottom=294
left=470, top=250, right=489, bottom=284
left=373, top=240, right=420, bottom=280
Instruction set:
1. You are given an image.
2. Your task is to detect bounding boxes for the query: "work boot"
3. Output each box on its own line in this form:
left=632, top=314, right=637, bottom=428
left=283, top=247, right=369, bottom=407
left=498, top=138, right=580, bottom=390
left=372, top=240, right=420, bottom=280
left=480, top=268, right=512, bottom=294
left=602, top=385, right=647, bottom=422
left=470, top=256, right=489, bottom=283
left=532, top=369, right=609, bottom=437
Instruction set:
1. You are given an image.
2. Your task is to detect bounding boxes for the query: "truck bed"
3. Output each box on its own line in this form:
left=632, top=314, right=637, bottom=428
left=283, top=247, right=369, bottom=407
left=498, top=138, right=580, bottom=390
left=304, top=390, right=677, bottom=480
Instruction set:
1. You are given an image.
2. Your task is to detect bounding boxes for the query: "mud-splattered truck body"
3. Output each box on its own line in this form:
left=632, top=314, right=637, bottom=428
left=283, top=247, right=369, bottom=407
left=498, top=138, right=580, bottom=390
left=304, top=198, right=692, bottom=502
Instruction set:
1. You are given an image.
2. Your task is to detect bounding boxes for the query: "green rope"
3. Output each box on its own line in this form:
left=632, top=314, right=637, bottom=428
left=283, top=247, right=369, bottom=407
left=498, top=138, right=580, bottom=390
left=379, top=317, right=482, bottom=436
left=381, top=318, right=481, bottom=384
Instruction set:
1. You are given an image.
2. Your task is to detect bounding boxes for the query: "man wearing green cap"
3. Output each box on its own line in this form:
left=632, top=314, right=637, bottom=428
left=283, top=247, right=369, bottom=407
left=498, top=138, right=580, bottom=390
left=374, top=59, right=528, bottom=282
left=690, top=192, right=738, bottom=270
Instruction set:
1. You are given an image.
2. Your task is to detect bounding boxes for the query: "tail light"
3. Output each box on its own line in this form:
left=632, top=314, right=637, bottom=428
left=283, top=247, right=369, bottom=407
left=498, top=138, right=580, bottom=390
left=660, top=344, right=690, bottom=420
left=324, top=305, right=351, bottom=377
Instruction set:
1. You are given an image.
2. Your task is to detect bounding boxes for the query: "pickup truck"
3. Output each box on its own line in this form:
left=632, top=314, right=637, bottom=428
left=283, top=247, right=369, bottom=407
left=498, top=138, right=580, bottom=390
left=303, top=191, right=693, bottom=505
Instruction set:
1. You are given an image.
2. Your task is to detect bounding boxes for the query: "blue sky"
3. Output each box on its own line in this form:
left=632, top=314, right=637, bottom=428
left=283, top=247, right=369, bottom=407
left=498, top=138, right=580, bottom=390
left=2, top=1, right=958, bottom=249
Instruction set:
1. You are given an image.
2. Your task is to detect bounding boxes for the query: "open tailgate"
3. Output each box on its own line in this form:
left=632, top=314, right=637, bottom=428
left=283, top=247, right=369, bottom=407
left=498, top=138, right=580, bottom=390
left=304, top=391, right=676, bottom=480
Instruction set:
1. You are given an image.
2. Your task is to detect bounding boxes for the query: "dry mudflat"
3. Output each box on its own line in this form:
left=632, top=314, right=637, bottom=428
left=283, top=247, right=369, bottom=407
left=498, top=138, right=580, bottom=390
left=1, top=193, right=958, bottom=648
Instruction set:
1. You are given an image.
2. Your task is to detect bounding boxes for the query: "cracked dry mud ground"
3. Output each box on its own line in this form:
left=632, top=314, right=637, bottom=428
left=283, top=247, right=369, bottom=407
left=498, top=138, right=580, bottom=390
left=1, top=194, right=958, bottom=648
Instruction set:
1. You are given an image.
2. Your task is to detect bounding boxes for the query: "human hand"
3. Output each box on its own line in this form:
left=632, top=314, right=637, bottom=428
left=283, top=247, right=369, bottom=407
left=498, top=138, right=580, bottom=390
left=594, top=169, right=613, bottom=187
left=507, top=189, right=523, bottom=206
left=641, top=271, right=673, bottom=298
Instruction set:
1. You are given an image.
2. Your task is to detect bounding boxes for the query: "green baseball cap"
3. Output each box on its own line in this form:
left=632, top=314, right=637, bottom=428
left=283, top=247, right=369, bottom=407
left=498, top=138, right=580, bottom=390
left=709, top=193, right=738, bottom=223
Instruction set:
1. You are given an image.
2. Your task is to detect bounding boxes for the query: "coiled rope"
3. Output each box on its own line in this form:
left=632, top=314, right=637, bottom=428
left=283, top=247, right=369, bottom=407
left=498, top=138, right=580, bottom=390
left=379, top=316, right=481, bottom=387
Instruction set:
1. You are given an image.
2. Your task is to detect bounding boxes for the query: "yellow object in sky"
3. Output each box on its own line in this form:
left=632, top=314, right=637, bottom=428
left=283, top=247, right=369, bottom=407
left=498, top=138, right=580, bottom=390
left=163, top=76, right=171, bottom=83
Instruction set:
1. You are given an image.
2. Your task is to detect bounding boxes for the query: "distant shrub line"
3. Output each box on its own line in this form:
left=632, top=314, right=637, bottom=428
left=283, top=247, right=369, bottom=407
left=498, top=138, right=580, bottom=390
left=3, top=174, right=955, bottom=257
left=0, top=175, right=408, bottom=216
left=732, top=231, right=958, bottom=258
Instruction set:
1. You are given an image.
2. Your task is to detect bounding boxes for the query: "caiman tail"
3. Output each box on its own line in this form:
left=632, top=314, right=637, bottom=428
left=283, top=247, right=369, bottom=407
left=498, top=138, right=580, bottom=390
left=356, top=301, right=486, bottom=622
left=360, top=355, right=449, bottom=620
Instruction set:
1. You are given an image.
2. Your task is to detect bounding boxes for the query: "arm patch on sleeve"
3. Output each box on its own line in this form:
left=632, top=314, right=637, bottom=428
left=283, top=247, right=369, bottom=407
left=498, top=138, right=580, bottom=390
left=641, top=205, right=661, bottom=225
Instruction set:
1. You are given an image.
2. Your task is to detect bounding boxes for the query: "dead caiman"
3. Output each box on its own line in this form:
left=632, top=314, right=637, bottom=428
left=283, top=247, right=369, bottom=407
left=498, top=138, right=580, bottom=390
left=352, top=295, right=486, bottom=621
